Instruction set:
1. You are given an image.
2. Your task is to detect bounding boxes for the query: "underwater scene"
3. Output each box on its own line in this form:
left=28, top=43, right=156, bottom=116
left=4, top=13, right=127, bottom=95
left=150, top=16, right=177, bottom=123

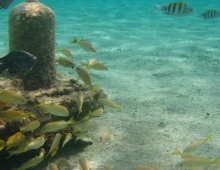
left=1, top=0, right=220, bottom=169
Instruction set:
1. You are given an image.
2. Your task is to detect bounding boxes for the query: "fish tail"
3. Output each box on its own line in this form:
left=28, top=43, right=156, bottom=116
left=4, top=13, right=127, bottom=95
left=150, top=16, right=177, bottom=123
left=28, top=112, right=36, bottom=118
left=0, top=64, right=7, bottom=74
left=171, top=147, right=182, bottom=155
left=92, top=84, right=100, bottom=92
left=69, top=116, right=77, bottom=125
left=70, top=37, right=77, bottom=44
left=117, top=105, right=123, bottom=112
left=213, top=156, right=220, bottom=166
left=206, top=135, right=213, bottom=142
left=35, top=100, right=45, bottom=108
left=155, top=4, right=164, bottom=12
left=0, top=139, right=6, bottom=151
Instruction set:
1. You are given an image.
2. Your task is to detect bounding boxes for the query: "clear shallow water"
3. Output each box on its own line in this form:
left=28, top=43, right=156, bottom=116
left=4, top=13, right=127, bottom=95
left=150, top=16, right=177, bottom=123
left=1, top=0, right=220, bottom=170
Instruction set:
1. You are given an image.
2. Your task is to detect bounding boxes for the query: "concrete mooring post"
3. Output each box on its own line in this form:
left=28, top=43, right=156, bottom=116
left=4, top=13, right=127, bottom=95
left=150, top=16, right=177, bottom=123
left=9, top=0, right=56, bottom=91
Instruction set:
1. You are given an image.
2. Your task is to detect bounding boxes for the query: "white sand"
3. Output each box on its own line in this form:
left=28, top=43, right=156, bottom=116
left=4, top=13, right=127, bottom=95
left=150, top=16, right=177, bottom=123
left=1, top=0, right=220, bottom=170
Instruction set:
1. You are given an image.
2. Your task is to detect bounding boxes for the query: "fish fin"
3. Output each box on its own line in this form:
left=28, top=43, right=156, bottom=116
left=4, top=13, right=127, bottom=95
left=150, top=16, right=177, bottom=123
left=171, top=147, right=181, bottom=155
left=69, top=116, right=77, bottom=125
left=214, top=156, right=220, bottom=166
left=155, top=4, right=163, bottom=12
left=206, top=135, right=213, bottom=142
left=35, top=101, right=45, bottom=107
left=92, top=84, right=100, bottom=92
left=117, top=105, right=123, bottom=112
left=0, top=139, right=6, bottom=151
left=70, top=37, right=77, bottom=44
left=0, top=64, right=7, bottom=74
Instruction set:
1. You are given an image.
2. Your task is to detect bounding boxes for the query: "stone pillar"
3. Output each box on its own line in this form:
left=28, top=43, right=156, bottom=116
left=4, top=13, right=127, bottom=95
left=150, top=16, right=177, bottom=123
left=8, top=0, right=56, bottom=91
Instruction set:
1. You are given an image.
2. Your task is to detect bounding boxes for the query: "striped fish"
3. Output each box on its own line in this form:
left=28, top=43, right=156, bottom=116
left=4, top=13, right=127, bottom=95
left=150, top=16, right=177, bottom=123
left=156, top=2, right=193, bottom=17
left=200, top=10, right=220, bottom=19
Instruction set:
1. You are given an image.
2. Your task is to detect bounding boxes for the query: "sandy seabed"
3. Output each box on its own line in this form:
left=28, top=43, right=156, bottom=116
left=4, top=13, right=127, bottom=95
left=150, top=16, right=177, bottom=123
left=1, top=0, right=220, bottom=169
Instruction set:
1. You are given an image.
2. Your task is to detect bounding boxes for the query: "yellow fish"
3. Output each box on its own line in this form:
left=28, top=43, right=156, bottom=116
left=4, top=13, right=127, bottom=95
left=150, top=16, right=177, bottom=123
left=70, top=37, right=96, bottom=53
left=6, top=132, right=25, bottom=149
left=7, top=140, right=29, bottom=158
left=56, top=57, right=75, bottom=68
left=75, top=66, right=99, bottom=91
left=78, top=158, right=90, bottom=170
left=133, top=166, right=160, bottom=170
left=88, top=108, right=104, bottom=117
left=90, top=62, right=108, bottom=70
left=42, top=116, right=76, bottom=133
left=35, top=101, right=69, bottom=117
left=0, top=110, right=35, bottom=122
left=0, top=90, right=26, bottom=105
left=176, top=155, right=220, bottom=169
left=56, top=47, right=74, bottom=57
left=100, top=130, right=114, bottom=144
left=46, top=133, right=61, bottom=157
left=62, top=132, right=72, bottom=148
left=100, top=99, right=123, bottom=111
left=19, top=120, right=40, bottom=133
left=26, top=136, right=46, bottom=150
left=13, top=148, right=45, bottom=170
left=76, top=91, right=84, bottom=116
left=172, top=147, right=204, bottom=160
left=183, top=135, right=212, bottom=153
left=47, top=163, right=59, bottom=170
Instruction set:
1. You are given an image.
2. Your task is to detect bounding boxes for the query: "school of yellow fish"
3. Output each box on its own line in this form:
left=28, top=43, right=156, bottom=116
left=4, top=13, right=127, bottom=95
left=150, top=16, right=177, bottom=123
left=0, top=34, right=125, bottom=169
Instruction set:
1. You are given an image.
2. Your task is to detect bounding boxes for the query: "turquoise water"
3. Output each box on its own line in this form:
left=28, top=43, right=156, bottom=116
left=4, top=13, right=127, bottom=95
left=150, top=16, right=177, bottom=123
left=1, top=0, right=220, bottom=170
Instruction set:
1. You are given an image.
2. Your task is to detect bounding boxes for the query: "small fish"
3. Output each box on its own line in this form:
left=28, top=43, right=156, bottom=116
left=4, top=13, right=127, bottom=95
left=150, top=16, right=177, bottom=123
left=46, top=133, right=61, bottom=157
left=47, top=163, right=59, bottom=170
left=79, top=122, right=95, bottom=132
left=75, top=67, right=100, bottom=91
left=0, top=0, right=13, bottom=9
left=100, top=130, right=114, bottom=144
left=13, top=148, right=45, bottom=170
left=70, top=37, right=96, bottom=52
left=7, top=140, right=28, bottom=158
left=183, top=135, right=212, bottom=153
left=100, top=98, right=123, bottom=111
left=62, top=132, right=72, bottom=148
left=171, top=147, right=205, bottom=160
left=19, top=120, right=40, bottom=133
left=133, top=166, right=160, bottom=170
left=42, top=116, right=76, bottom=133
left=0, top=110, right=35, bottom=122
left=0, top=132, right=26, bottom=150
left=176, top=155, right=220, bottom=169
left=78, top=158, right=90, bottom=170
left=156, top=2, right=193, bottom=17
left=200, top=10, right=220, bottom=19
left=0, top=90, right=26, bottom=105
left=0, top=50, right=36, bottom=74
left=35, top=101, right=69, bottom=117
left=56, top=47, right=74, bottom=57
left=90, top=62, right=108, bottom=70
left=26, top=136, right=46, bottom=150
left=88, top=108, right=104, bottom=117
left=87, top=58, right=98, bottom=68
left=76, top=91, right=84, bottom=116
left=75, top=131, right=88, bottom=142
left=56, top=57, right=75, bottom=69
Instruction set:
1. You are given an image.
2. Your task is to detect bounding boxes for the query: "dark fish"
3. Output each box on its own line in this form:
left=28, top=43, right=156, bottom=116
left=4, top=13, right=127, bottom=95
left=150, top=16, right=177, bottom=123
left=200, top=10, right=220, bottom=19
left=0, top=50, right=37, bottom=75
left=156, top=2, right=193, bottom=17
left=0, top=0, right=13, bottom=9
